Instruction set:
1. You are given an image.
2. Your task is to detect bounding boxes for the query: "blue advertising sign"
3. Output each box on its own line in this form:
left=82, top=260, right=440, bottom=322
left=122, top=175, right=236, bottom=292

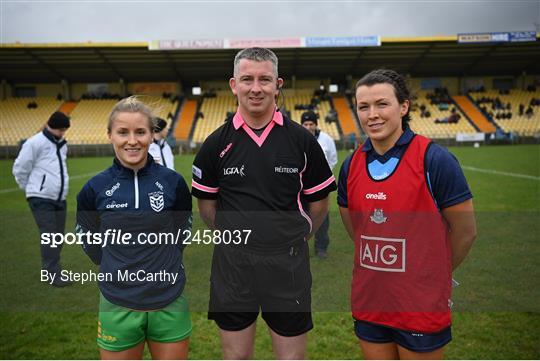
left=306, top=36, right=380, bottom=47
left=509, top=31, right=536, bottom=42
left=458, top=31, right=536, bottom=44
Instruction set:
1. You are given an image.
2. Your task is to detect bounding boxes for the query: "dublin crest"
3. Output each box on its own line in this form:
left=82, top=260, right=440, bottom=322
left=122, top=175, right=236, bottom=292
left=370, top=209, right=387, bottom=224
left=148, top=191, right=164, bottom=212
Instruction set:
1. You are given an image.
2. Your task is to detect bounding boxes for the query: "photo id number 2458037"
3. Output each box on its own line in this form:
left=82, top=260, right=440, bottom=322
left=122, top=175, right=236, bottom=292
left=182, top=229, right=251, bottom=245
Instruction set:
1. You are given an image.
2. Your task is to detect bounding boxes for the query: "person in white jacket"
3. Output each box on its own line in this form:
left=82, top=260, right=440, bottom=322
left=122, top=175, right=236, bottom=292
left=301, top=110, right=338, bottom=259
left=12, top=111, right=72, bottom=287
left=148, top=117, right=175, bottom=171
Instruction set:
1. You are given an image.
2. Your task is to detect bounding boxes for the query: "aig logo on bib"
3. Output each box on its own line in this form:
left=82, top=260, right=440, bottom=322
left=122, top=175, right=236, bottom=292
left=359, top=235, right=405, bottom=272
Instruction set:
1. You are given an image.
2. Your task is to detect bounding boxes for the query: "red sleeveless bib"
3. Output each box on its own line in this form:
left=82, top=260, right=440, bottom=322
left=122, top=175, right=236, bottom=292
left=347, top=135, right=451, bottom=332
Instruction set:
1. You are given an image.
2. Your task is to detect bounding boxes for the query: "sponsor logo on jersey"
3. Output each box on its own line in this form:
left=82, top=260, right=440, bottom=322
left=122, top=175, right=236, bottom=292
left=106, top=201, right=128, bottom=209
left=149, top=191, right=164, bottom=212
left=105, top=182, right=120, bottom=197
left=220, top=142, right=233, bottom=158
left=155, top=181, right=164, bottom=191
left=192, top=165, right=202, bottom=179
left=275, top=166, right=299, bottom=174
left=360, top=235, right=405, bottom=272
left=223, top=165, right=245, bottom=177
left=370, top=208, right=387, bottom=224
left=365, top=192, right=387, bottom=200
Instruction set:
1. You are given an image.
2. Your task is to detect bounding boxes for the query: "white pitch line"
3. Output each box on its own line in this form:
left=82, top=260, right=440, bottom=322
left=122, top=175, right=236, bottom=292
left=0, top=172, right=98, bottom=194
left=462, top=165, right=540, bottom=181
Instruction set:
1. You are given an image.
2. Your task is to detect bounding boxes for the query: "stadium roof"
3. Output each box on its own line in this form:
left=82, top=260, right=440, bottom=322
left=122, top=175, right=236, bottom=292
left=2, top=37, right=539, bottom=84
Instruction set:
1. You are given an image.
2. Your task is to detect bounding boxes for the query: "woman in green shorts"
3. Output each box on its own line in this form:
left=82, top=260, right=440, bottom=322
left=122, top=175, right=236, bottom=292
left=76, top=97, right=193, bottom=359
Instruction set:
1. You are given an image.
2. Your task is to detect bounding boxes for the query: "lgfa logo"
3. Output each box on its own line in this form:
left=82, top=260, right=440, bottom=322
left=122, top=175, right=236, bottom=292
left=365, top=192, right=387, bottom=200
left=223, top=165, right=245, bottom=177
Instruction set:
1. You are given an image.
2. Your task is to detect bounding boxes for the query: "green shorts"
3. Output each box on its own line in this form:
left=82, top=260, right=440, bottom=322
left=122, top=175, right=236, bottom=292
left=97, top=293, right=192, bottom=351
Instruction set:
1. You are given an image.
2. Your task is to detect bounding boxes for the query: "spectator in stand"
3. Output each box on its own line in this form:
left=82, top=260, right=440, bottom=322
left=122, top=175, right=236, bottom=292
left=448, top=113, right=461, bottom=124
left=526, top=107, right=534, bottom=118
left=325, top=109, right=338, bottom=124
left=519, top=104, right=525, bottom=116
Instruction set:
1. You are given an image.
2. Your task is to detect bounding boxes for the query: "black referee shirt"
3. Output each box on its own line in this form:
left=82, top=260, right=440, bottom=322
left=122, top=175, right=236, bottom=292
left=192, top=109, right=337, bottom=253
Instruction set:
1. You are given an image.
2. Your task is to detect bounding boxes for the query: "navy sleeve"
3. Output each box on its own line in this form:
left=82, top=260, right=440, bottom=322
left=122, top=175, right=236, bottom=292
left=174, top=175, right=193, bottom=251
left=192, top=134, right=220, bottom=200
left=76, top=182, right=102, bottom=265
left=302, top=133, right=337, bottom=202
left=425, top=143, right=473, bottom=210
left=337, top=153, right=354, bottom=208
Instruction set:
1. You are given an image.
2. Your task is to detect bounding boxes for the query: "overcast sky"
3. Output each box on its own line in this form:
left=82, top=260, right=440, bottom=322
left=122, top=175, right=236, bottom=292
left=2, top=1, right=539, bottom=43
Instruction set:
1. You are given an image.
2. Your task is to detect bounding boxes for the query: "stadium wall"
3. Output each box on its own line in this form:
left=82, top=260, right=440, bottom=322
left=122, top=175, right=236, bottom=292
left=3, top=83, right=63, bottom=98
left=408, top=77, right=460, bottom=94
left=126, top=82, right=180, bottom=96
left=295, top=79, right=326, bottom=89
left=70, top=82, right=122, bottom=99
left=199, top=79, right=330, bottom=93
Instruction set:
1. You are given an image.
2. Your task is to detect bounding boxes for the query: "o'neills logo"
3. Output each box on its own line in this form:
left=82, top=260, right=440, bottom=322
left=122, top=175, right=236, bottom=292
left=106, top=201, right=128, bottom=209
left=220, top=143, right=233, bottom=158
left=365, top=192, right=387, bottom=200
left=105, top=182, right=120, bottom=196
left=275, top=166, right=299, bottom=174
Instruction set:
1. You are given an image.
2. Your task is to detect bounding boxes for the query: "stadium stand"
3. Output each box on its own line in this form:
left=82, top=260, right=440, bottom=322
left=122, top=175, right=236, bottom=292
left=67, top=96, right=177, bottom=144
left=58, top=101, right=78, bottom=115
left=452, top=95, right=496, bottom=133
left=188, top=89, right=341, bottom=143
left=175, top=100, right=199, bottom=141
left=282, top=89, right=340, bottom=140
left=67, top=99, right=118, bottom=144
left=0, top=97, right=62, bottom=146
left=191, top=92, right=236, bottom=143
left=469, top=89, right=540, bottom=136
left=333, top=96, right=360, bottom=138
left=409, top=90, right=477, bottom=139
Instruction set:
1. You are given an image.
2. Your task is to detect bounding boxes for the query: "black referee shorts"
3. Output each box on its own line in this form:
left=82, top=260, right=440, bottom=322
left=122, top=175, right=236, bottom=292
left=208, top=242, right=313, bottom=337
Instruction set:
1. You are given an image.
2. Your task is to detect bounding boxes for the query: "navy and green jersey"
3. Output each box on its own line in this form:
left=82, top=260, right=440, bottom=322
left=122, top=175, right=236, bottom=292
left=76, top=156, right=192, bottom=310
left=338, top=128, right=472, bottom=210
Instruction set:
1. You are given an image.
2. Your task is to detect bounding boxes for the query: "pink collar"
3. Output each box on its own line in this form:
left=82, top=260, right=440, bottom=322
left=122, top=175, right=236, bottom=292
left=232, top=109, right=284, bottom=147
left=232, top=109, right=284, bottom=130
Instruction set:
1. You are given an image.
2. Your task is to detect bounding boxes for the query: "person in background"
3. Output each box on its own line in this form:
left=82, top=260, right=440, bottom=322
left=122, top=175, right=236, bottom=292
left=301, top=110, right=338, bottom=259
left=148, top=117, right=175, bottom=171
left=13, top=111, right=72, bottom=287
left=338, top=69, right=476, bottom=360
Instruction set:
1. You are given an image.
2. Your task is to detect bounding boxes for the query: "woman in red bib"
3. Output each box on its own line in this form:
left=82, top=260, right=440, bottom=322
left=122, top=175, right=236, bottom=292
left=338, top=69, right=476, bottom=359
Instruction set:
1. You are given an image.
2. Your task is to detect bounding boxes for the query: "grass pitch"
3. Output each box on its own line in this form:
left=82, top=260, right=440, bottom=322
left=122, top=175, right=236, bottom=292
left=0, top=144, right=539, bottom=359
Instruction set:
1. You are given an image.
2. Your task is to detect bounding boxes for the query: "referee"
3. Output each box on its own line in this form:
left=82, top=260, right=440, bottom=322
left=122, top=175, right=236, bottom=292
left=192, top=47, right=336, bottom=360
